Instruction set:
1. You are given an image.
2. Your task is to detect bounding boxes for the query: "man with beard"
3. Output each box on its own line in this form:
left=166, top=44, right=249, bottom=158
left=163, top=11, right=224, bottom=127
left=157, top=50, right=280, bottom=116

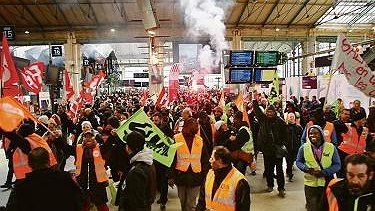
left=324, top=153, right=374, bottom=211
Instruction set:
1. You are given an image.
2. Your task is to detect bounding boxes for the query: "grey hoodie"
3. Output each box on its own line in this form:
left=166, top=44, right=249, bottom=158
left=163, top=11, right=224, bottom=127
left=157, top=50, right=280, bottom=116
left=130, top=148, right=153, bottom=166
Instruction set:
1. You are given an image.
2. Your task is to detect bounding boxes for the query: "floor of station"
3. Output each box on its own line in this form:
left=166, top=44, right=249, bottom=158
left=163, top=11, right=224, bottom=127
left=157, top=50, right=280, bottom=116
left=0, top=150, right=306, bottom=211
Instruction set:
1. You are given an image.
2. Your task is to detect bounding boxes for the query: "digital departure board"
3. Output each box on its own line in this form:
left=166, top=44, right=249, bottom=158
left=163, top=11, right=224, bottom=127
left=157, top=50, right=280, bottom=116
left=254, top=67, right=276, bottom=82
left=229, top=51, right=254, bottom=66
left=229, top=67, right=252, bottom=83
left=255, top=51, right=280, bottom=66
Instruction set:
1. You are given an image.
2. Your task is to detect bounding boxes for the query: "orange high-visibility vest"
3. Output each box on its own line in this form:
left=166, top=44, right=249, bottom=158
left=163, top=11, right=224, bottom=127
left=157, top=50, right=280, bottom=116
left=326, top=178, right=344, bottom=211
left=205, top=167, right=245, bottom=211
left=174, top=133, right=203, bottom=173
left=13, top=133, right=57, bottom=180
left=339, top=124, right=367, bottom=155
left=307, top=121, right=334, bottom=142
left=75, top=144, right=108, bottom=183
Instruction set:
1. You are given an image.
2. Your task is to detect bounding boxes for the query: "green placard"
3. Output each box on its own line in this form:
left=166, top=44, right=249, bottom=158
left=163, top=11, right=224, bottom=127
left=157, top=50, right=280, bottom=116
left=116, top=108, right=181, bottom=167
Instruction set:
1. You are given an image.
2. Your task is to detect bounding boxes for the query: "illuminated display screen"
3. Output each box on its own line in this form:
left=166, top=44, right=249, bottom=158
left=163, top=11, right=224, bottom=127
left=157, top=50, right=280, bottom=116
left=229, top=68, right=252, bottom=83
left=255, top=51, right=279, bottom=66
left=230, top=51, right=254, bottom=66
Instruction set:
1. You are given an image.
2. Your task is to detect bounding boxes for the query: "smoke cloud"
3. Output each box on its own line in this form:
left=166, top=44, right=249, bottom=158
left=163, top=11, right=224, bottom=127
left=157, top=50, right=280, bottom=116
left=180, top=0, right=233, bottom=72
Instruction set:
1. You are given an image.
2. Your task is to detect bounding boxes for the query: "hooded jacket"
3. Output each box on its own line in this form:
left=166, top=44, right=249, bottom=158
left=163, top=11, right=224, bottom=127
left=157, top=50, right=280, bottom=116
left=296, top=125, right=341, bottom=178
left=119, top=148, right=156, bottom=211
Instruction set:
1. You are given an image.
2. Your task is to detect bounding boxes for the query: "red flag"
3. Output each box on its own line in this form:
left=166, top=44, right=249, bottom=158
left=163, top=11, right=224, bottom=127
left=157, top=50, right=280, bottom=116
left=64, top=69, right=74, bottom=100
left=1, top=35, right=21, bottom=97
left=168, top=63, right=180, bottom=102
left=155, top=87, right=168, bottom=108
left=68, top=90, right=84, bottom=123
left=140, top=90, right=148, bottom=106
left=19, top=62, right=44, bottom=94
left=84, top=70, right=105, bottom=103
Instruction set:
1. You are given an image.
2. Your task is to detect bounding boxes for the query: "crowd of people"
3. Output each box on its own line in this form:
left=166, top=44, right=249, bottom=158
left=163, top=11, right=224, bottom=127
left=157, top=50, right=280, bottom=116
left=0, top=88, right=374, bottom=211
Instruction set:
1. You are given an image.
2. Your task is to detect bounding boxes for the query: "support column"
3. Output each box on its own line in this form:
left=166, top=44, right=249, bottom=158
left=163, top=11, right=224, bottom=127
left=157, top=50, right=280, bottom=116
left=148, top=36, right=164, bottom=97
left=64, top=32, right=81, bottom=98
left=301, top=35, right=316, bottom=76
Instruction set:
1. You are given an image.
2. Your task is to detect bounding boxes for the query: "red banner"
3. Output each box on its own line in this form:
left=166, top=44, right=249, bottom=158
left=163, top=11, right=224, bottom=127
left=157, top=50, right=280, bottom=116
left=19, top=62, right=45, bottom=94
left=168, top=63, right=180, bottom=102
left=1, top=35, right=21, bottom=97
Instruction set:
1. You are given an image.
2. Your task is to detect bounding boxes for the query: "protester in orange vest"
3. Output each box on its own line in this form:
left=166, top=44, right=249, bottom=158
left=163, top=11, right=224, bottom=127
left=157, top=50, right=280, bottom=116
left=196, top=146, right=250, bottom=211
left=324, top=153, right=374, bottom=211
left=337, top=112, right=371, bottom=178
left=75, top=130, right=109, bottom=211
left=301, top=108, right=338, bottom=146
left=168, top=117, right=209, bottom=211
left=0, top=122, right=57, bottom=182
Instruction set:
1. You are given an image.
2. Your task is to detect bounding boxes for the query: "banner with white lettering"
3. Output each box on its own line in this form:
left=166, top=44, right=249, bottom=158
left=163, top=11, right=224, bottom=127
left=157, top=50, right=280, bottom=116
left=331, top=34, right=375, bottom=97
left=116, top=108, right=181, bottom=167
left=19, top=62, right=45, bottom=94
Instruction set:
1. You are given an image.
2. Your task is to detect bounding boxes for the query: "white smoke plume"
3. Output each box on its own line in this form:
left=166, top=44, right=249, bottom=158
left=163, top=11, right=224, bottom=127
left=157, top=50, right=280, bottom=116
left=180, top=0, right=233, bottom=71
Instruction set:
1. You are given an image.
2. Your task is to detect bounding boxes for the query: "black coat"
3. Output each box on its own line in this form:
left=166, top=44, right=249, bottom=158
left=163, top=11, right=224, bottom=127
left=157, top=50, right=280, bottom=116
left=12, top=168, right=82, bottom=211
left=253, top=100, right=287, bottom=155
left=119, top=161, right=157, bottom=211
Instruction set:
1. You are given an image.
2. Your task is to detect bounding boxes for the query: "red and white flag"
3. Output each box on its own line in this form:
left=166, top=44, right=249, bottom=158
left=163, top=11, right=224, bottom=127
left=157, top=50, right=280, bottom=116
left=68, top=90, right=84, bottom=123
left=140, top=90, right=148, bottom=106
left=155, top=87, right=168, bottom=108
left=168, top=63, right=180, bottom=102
left=84, top=70, right=105, bottom=103
left=1, top=35, right=21, bottom=97
left=64, top=69, right=74, bottom=100
left=19, top=62, right=44, bottom=94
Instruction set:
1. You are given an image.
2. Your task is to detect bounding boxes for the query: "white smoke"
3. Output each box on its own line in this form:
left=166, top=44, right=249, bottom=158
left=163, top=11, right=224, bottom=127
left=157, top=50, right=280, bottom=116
left=180, top=0, right=233, bottom=71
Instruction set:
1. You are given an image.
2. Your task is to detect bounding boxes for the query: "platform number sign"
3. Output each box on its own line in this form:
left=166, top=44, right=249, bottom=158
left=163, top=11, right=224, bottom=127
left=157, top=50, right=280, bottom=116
left=51, top=46, right=63, bottom=57
left=2, top=26, right=15, bottom=40
left=83, top=58, right=90, bottom=67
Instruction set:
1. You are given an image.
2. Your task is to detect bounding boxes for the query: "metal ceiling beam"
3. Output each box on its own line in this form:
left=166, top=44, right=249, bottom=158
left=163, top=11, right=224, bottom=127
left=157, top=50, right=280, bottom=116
left=287, top=0, right=310, bottom=26
left=235, top=0, right=251, bottom=27
left=262, top=0, right=280, bottom=26
left=16, top=0, right=44, bottom=30
left=51, top=0, right=71, bottom=27
left=113, top=0, right=129, bottom=22
left=86, top=0, right=99, bottom=25
left=0, top=9, right=10, bottom=25
left=348, top=2, right=375, bottom=26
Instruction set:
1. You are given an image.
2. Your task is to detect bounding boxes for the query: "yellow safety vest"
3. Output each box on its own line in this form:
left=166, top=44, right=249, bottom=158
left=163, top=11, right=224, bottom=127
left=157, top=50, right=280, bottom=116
left=205, top=167, right=245, bottom=211
left=76, top=144, right=108, bottom=183
left=303, top=142, right=335, bottom=187
left=174, top=133, right=203, bottom=173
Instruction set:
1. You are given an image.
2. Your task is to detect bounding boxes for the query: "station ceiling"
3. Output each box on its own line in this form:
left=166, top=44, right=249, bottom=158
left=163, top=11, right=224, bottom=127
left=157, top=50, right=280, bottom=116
left=0, top=0, right=374, bottom=45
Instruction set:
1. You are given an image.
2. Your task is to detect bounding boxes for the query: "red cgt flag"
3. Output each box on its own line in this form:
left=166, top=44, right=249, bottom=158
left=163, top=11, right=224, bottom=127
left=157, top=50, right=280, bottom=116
left=19, top=62, right=45, bottom=94
left=155, top=87, right=168, bottom=108
left=64, top=69, right=74, bottom=100
left=1, top=35, right=21, bottom=97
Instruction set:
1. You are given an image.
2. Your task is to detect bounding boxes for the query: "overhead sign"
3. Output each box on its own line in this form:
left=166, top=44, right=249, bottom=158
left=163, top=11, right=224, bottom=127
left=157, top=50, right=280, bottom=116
left=51, top=46, right=63, bottom=57
left=2, top=26, right=15, bottom=41
left=83, top=58, right=90, bottom=67
left=302, top=76, right=317, bottom=89
left=331, top=34, right=375, bottom=97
